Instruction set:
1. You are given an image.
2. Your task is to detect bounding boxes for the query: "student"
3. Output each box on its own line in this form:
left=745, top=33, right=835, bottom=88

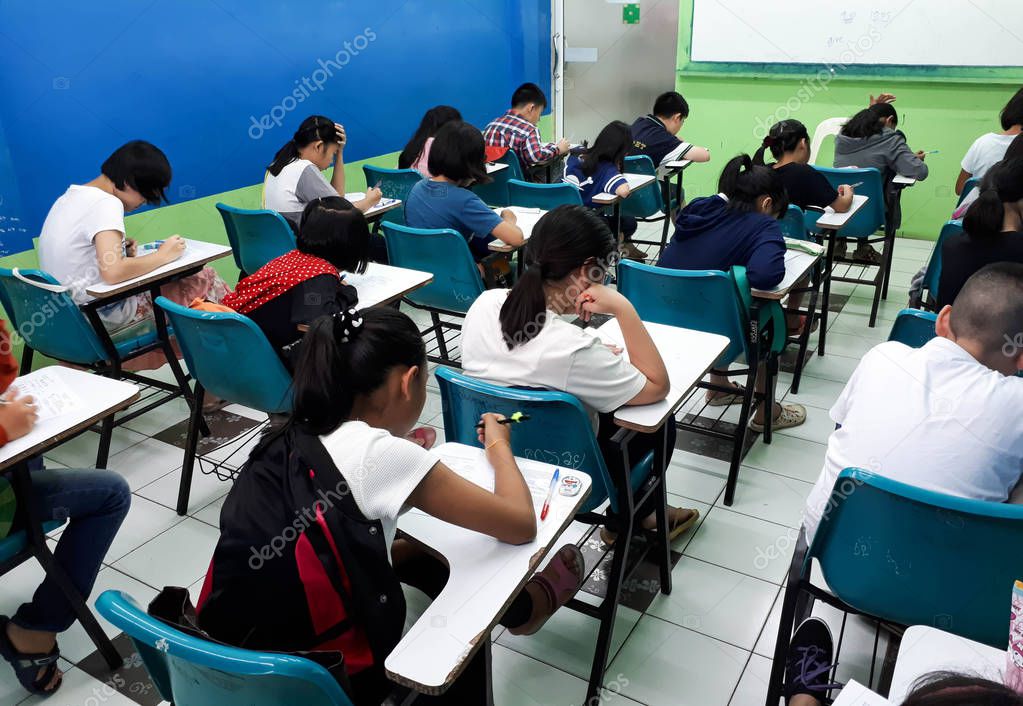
left=956, top=87, right=1023, bottom=196
left=264, top=115, right=382, bottom=230
left=834, top=103, right=929, bottom=261
left=564, top=120, right=644, bottom=259
left=198, top=307, right=585, bottom=704
left=783, top=617, right=1023, bottom=705
left=483, top=82, right=570, bottom=179
left=460, top=205, right=700, bottom=545
left=221, top=197, right=364, bottom=358
left=802, top=263, right=1023, bottom=543
left=953, top=133, right=1023, bottom=219
left=37, top=140, right=230, bottom=369
left=937, top=157, right=1023, bottom=308
left=658, top=155, right=807, bottom=432
left=629, top=91, right=711, bottom=169
left=0, top=321, right=130, bottom=697
left=404, top=120, right=524, bottom=261
left=397, top=105, right=462, bottom=177
left=752, top=119, right=853, bottom=213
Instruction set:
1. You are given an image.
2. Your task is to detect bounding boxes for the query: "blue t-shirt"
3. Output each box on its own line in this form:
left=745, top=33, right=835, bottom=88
left=404, top=180, right=502, bottom=259
left=564, top=155, right=627, bottom=208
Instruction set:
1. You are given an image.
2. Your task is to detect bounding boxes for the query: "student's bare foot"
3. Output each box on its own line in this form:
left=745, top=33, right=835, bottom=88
left=0, top=619, right=63, bottom=694
left=599, top=506, right=700, bottom=546
left=510, top=545, right=585, bottom=636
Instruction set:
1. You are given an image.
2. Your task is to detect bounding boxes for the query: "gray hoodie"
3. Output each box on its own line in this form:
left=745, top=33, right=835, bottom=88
left=834, top=127, right=928, bottom=229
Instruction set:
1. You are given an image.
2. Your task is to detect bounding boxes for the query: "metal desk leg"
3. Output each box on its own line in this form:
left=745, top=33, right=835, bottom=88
left=818, top=230, right=837, bottom=356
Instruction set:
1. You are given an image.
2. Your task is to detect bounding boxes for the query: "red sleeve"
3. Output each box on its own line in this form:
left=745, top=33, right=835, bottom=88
left=0, top=321, right=18, bottom=394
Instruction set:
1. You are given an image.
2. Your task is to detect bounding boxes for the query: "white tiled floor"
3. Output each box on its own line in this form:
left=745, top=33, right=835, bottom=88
left=0, top=223, right=933, bottom=705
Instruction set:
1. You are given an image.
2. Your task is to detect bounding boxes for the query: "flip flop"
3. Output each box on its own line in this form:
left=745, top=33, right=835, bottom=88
left=787, top=315, right=821, bottom=338
left=0, top=616, right=63, bottom=695
left=706, top=383, right=745, bottom=407
left=600, top=507, right=700, bottom=546
left=509, top=545, right=585, bottom=636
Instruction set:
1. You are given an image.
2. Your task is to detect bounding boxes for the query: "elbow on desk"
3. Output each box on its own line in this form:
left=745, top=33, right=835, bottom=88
left=501, top=513, right=538, bottom=545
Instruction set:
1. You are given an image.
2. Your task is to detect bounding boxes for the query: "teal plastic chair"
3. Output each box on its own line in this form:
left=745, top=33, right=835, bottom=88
left=434, top=367, right=663, bottom=703
left=617, top=260, right=787, bottom=505
left=778, top=204, right=824, bottom=242
left=216, top=203, right=296, bottom=275
left=361, top=165, right=422, bottom=226
left=0, top=521, right=64, bottom=564
left=472, top=150, right=523, bottom=207
left=888, top=309, right=937, bottom=348
left=155, top=297, right=293, bottom=515
left=957, top=176, right=981, bottom=207
left=920, top=220, right=964, bottom=310
left=96, top=590, right=354, bottom=706
left=767, top=468, right=1023, bottom=703
left=507, top=179, right=583, bottom=210
left=380, top=223, right=485, bottom=366
left=620, top=155, right=674, bottom=256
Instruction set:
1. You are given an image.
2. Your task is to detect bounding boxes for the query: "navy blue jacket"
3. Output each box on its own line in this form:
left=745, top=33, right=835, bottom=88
left=658, top=195, right=786, bottom=290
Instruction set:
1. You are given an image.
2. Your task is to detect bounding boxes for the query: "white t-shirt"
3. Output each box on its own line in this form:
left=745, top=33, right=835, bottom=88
left=264, top=159, right=338, bottom=226
left=803, top=337, right=1023, bottom=541
left=319, top=420, right=440, bottom=552
left=37, top=185, right=136, bottom=324
left=460, top=289, right=647, bottom=429
left=961, top=132, right=1018, bottom=178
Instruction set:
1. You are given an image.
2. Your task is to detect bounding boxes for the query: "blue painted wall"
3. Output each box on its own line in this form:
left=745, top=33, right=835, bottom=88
left=0, top=0, right=552, bottom=255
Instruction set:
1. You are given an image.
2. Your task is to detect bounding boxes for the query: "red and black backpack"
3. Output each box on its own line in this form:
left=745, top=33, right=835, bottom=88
left=195, top=425, right=406, bottom=677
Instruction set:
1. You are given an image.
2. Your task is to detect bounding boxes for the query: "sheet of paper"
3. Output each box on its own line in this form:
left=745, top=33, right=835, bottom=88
left=832, top=680, right=892, bottom=706
left=439, top=443, right=562, bottom=511
left=10, top=369, right=84, bottom=421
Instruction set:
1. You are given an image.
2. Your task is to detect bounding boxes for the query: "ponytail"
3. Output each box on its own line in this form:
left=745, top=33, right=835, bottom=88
left=718, top=154, right=790, bottom=217
left=752, top=141, right=771, bottom=167
left=499, top=205, right=616, bottom=348
left=963, top=157, right=1023, bottom=240
left=292, top=307, right=426, bottom=434
left=752, top=120, right=810, bottom=166
left=267, top=115, right=340, bottom=177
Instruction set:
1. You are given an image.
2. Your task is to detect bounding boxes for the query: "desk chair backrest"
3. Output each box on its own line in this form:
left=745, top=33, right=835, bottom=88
left=508, top=179, right=583, bottom=210
left=620, top=155, right=664, bottom=220
left=155, top=297, right=292, bottom=413
left=216, top=203, right=296, bottom=275
left=380, top=223, right=485, bottom=314
left=921, top=220, right=964, bottom=305
left=957, top=176, right=981, bottom=207
left=435, top=368, right=650, bottom=514
left=95, top=590, right=354, bottom=706
left=472, top=150, right=524, bottom=207
left=810, top=468, right=1023, bottom=648
left=888, top=309, right=937, bottom=348
left=808, top=117, right=847, bottom=165
left=361, top=165, right=422, bottom=225
left=617, top=260, right=751, bottom=365
left=0, top=268, right=108, bottom=365
left=812, top=167, right=886, bottom=238
left=779, top=205, right=809, bottom=240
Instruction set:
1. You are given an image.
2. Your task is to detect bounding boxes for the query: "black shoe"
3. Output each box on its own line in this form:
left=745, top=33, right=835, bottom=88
left=784, top=617, right=841, bottom=704
left=833, top=239, right=847, bottom=261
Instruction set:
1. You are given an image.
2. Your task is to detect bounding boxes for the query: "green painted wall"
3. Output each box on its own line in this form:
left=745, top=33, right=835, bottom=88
left=674, top=7, right=1021, bottom=241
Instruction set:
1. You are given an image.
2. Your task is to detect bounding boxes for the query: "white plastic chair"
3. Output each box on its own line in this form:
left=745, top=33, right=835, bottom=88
left=809, top=117, right=848, bottom=165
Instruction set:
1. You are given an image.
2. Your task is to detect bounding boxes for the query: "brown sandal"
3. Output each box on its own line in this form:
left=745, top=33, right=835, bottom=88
left=509, top=545, right=585, bottom=636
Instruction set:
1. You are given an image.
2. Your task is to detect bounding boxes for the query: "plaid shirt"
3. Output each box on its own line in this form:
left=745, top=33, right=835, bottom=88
left=483, top=110, right=559, bottom=166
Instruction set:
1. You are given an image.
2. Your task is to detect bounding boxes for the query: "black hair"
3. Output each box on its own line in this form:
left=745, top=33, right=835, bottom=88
left=949, top=262, right=1023, bottom=357
left=426, top=120, right=491, bottom=186
left=511, top=82, right=548, bottom=109
left=963, top=156, right=1023, bottom=240
left=840, top=104, right=894, bottom=139
left=579, top=121, right=632, bottom=177
left=297, top=196, right=370, bottom=274
left=1000, top=87, right=1023, bottom=130
left=398, top=105, right=462, bottom=169
left=267, top=116, right=339, bottom=177
left=652, top=91, right=690, bottom=119
left=101, top=141, right=172, bottom=206
left=903, top=671, right=1023, bottom=705
left=752, top=119, right=810, bottom=165
left=292, top=307, right=427, bottom=435
left=1006, top=133, right=1023, bottom=161
left=717, top=154, right=789, bottom=218
left=500, top=205, right=616, bottom=348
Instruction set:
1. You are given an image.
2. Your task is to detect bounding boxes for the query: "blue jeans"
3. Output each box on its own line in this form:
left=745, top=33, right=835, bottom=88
left=11, top=468, right=131, bottom=633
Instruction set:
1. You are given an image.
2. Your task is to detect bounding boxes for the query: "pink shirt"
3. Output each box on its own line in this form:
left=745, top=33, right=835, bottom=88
left=412, top=137, right=434, bottom=177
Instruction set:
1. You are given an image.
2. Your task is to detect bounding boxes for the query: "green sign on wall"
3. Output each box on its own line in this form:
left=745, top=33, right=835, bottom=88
left=623, top=3, right=640, bottom=25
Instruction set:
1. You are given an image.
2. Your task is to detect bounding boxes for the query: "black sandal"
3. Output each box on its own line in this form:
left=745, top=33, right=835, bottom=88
left=0, top=616, right=63, bottom=695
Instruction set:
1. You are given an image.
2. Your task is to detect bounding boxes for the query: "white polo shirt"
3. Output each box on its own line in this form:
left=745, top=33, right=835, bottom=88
left=804, top=337, right=1023, bottom=541
left=460, top=289, right=647, bottom=429
left=961, top=132, right=1018, bottom=179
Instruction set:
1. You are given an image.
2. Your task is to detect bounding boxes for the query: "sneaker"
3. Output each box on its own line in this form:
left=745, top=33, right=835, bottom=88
left=785, top=617, right=841, bottom=704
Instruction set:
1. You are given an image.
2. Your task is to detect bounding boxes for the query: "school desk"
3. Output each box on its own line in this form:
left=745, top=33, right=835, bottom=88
left=660, top=158, right=694, bottom=213
left=0, top=367, right=139, bottom=671
left=84, top=238, right=232, bottom=437
left=343, top=191, right=403, bottom=222
left=341, top=263, right=434, bottom=309
left=486, top=206, right=548, bottom=254
left=892, top=174, right=917, bottom=186
left=485, top=162, right=508, bottom=175
left=386, top=442, right=592, bottom=698
left=888, top=626, right=1004, bottom=703
left=813, top=193, right=869, bottom=356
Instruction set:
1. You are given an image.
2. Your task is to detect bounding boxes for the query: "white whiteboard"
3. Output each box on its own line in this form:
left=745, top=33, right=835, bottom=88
left=691, top=0, right=1023, bottom=68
